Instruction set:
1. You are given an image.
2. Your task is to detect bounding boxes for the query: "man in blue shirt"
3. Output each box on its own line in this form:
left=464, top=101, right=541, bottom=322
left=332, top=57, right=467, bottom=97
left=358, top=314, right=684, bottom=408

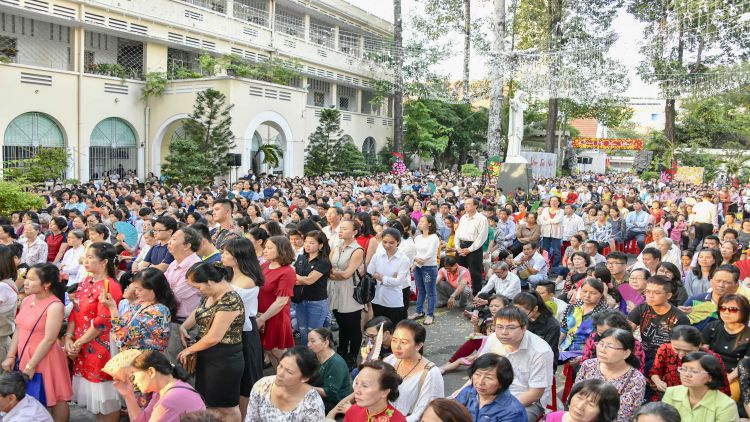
left=625, top=200, right=650, bottom=251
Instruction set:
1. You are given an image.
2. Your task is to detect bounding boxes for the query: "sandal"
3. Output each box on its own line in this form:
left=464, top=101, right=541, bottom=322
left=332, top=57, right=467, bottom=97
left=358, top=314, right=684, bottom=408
left=408, top=313, right=425, bottom=320
left=423, top=316, right=434, bottom=325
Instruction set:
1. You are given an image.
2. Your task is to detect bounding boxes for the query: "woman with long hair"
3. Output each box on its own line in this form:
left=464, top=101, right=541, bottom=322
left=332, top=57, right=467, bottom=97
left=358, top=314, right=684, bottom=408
left=222, top=237, right=265, bottom=420
left=294, top=230, right=332, bottom=346
left=307, top=328, right=352, bottom=414
left=247, top=227, right=269, bottom=265
left=101, top=268, right=175, bottom=352
left=1, top=263, right=70, bottom=421
left=258, top=236, right=297, bottom=367
left=64, top=242, right=123, bottom=421
left=177, top=262, right=244, bottom=422
left=684, top=248, right=720, bottom=297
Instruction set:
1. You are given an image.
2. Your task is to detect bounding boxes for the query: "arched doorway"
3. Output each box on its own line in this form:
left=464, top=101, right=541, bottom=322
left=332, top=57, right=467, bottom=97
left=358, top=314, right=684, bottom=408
left=362, top=136, right=376, bottom=162
left=150, top=114, right=190, bottom=177
left=252, top=124, right=285, bottom=176
left=3, top=112, right=65, bottom=171
left=89, top=117, right=138, bottom=180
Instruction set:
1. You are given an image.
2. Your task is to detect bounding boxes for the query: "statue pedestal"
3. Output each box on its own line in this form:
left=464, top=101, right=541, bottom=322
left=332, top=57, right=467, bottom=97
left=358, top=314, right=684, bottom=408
left=504, top=154, right=528, bottom=164
left=497, top=162, right=532, bottom=194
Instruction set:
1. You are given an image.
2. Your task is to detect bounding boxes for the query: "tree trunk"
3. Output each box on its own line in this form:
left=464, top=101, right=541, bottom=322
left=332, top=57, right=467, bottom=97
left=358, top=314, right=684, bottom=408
left=393, top=0, right=404, bottom=154
left=462, top=0, right=471, bottom=103
left=486, top=0, right=506, bottom=159
left=546, top=98, right=558, bottom=153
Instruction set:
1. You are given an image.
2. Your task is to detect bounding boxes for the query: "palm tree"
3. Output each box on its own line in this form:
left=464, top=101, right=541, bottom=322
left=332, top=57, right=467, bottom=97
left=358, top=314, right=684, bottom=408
left=723, top=151, right=750, bottom=179
left=253, top=143, right=284, bottom=172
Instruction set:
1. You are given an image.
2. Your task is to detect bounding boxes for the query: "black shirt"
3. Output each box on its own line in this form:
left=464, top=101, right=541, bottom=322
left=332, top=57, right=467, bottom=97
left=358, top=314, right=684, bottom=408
left=293, top=254, right=331, bottom=302
left=628, top=303, right=690, bottom=357
left=529, top=313, right=560, bottom=365
left=703, top=320, right=750, bottom=372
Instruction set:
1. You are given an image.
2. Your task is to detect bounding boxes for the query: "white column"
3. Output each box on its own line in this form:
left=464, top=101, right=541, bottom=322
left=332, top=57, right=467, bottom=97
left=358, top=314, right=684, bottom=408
left=356, top=88, right=362, bottom=114
left=330, top=83, right=337, bottom=108
left=304, top=14, right=310, bottom=42
left=333, top=25, right=340, bottom=50
left=226, top=0, right=234, bottom=18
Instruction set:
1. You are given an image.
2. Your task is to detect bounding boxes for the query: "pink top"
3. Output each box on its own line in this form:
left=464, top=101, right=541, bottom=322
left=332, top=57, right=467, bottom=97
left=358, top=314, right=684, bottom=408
left=134, top=380, right=206, bottom=422
left=545, top=411, right=564, bottom=422
left=164, top=253, right=203, bottom=318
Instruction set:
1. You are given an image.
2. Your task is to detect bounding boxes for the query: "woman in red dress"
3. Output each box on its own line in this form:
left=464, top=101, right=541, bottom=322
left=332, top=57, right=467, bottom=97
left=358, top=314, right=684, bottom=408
left=2, top=263, right=71, bottom=421
left=64, top=242, right=123, bottom=421
left=257, top=235, right=296, bottom=367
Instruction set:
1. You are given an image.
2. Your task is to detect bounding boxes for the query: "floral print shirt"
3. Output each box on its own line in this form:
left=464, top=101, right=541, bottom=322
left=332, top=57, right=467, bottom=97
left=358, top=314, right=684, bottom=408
left=648, top=343, right=730, bottom=401
left=245, top=376, right=324, bottom=422
left=575, top=358, right=646, bottom=422
left=111, top=303, right=171, bottom=352
left=344, top=404, right=407, bottom=422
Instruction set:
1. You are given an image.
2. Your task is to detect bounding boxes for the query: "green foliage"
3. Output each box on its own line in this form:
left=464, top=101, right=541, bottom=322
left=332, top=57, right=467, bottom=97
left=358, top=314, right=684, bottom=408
left=198, top=51, right=221, bottom=76
left=643, top=131, right=674, bottom=171
left=168, top=66, right=203, bottom=80
left=305, top=108, right=347, bottom=176
left=608, top=125, right=642, bottom=139
left=676, top=95, right=750, bottom=149
left=336, top=142, right=370, bottom=176
left=0, top=182, right=45, bottom=218
left=640, top=171, right=659, bottom=181
left=460, top=163, right=482, bottom=177
left=559, top=98, right=634, bottom=128
left=256, top=144, right=284, bottom=169
left=161, top=88, right=236, bottom=185
left=3, top=147, right=71, bottom=185
left=404, top=101, right=450, bottom=162
left=141, top=72, right=169, bottom=102
left=0, top=56, right=11, bottom=64
left=225, top=55, right=299, bottom=86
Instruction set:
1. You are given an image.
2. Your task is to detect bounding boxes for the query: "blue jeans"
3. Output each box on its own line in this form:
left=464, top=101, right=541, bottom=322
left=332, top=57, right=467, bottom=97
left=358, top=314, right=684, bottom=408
left=542, top=237, right=562, bottom=267
left=413, top=265, right=438, bottom=316
left=296, top=299, right=329, bottom=346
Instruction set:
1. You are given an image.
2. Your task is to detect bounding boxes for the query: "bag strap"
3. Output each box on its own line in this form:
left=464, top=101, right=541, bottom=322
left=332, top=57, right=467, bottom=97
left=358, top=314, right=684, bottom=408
left=407, top=361, right=435, bottom=416
left=15, top=301, right=55, bottom=370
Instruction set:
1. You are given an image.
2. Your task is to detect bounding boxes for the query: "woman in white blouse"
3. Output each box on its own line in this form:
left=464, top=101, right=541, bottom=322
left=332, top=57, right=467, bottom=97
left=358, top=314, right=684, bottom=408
left=384, top=319, right=444, bottom=422
left=19, top=223, right=47, bottom=267
left=59, top=229, right=85, bottom=286
left=410, top=215, right=440, bottom=325
left=367, top=228, right=411, bottom=327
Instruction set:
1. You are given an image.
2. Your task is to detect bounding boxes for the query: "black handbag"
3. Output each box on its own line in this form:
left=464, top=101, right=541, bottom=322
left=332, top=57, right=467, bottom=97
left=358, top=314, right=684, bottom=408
left=352, top=252, right=376, bottom=305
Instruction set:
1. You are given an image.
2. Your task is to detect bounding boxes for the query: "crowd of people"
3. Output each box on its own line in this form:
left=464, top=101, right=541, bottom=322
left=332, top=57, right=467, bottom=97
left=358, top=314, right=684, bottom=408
left=0, top=170, right=749, bottom=422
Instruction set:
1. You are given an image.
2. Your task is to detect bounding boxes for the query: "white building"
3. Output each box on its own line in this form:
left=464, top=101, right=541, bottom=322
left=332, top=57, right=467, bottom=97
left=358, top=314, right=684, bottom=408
left=0, top=0, right=395, bottom=180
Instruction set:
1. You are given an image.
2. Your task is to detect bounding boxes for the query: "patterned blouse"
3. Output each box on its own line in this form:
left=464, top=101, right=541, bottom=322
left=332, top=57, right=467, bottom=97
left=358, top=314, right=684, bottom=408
left=195, top=290, right=244, bottom=345
left=581, top=332, right=647, bottom=374
left=560, top=301, right=608, bottom=353
left=245, top=376, right=324, bottom=422
left=589, top=221, right=613, bottom=243
left=575, top=358, right=646, bottom=422
left=111, top=303, right=171, bottom=352
left=648, top=343, right=731, bottom=401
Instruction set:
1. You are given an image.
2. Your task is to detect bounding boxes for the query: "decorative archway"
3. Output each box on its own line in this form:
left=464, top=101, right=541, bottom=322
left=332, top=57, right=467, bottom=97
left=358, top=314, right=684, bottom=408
left=243, top=111, right=294, bottom=177
left=362, top=136, right=376, bottom=162
left=89, top=117, right=138, bottom=180
left=3, top=112, right=65, bottom=170
left=150, top=114, right=190, bottom=176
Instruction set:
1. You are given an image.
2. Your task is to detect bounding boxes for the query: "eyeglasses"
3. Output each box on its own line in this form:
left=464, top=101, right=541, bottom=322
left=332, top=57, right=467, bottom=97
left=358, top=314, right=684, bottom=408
left=596, top=342, right=625, bottom=351
left=719, top=306, right=740, bottom=313
left=495, top=325, right=521, bottom=332
left=678, top=367, right=708, bottom=376
left=154, top=229, right=170, bottom=232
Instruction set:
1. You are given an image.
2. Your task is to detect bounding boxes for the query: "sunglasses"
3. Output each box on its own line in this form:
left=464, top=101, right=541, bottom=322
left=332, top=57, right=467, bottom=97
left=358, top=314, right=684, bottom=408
left=719, top=306, right=740, bottom=314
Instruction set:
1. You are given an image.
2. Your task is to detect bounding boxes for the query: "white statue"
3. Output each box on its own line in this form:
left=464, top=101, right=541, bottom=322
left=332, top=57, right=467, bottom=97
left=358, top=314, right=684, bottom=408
left=506, top=91, right=528, bottom=164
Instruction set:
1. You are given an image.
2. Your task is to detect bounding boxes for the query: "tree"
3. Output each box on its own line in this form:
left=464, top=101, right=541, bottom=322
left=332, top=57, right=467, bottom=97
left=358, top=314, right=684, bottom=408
left=0, top=181, right=45, bottom=217
left=161, top=88, right=236, bottom=185
left=305, top=108, right=346, bottom=175
left=254, top=144, right=284, bottom=171
left=676, top=96, right=750, bottom=149
left=337, top=142, right=369, bottom=176
left=3, top=147, right=70, bottom=185
left=404, top=101, right=450, bottom=164
left=486, top=0, right=506, bottom=159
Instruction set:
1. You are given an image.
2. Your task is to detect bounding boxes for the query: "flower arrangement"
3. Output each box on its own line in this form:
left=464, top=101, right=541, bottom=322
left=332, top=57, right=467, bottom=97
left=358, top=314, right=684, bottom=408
left=390, top=152, right=406, bottom=175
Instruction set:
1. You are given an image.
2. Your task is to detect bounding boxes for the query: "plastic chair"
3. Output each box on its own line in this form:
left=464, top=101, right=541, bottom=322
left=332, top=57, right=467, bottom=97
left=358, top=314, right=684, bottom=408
left=735, top=259, right=750, bottom=282
left=624, top=239, right=640, bottom=255
left=561, top=362, right=575, bottom=404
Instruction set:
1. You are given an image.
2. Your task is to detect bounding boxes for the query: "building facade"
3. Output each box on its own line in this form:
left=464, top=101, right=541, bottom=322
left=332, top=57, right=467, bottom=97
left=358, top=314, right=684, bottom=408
left=0, top=0, right=394, bottom=180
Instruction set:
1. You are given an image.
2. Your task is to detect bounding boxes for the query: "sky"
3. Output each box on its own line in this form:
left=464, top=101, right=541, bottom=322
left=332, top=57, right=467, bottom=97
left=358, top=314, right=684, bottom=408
left=346, top=0, right=655, bottom=98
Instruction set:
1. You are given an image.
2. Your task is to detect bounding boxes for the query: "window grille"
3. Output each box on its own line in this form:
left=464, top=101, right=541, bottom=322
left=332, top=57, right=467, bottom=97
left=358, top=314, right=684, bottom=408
left=338, top=30, right=360, bottom=57
left=309, top=19, right=333, bottom=49
left=234, top=0, right=268, bottom=27
left=275, top=5, right=304, bottom=38
left=182, top=0, right=226, bottom=13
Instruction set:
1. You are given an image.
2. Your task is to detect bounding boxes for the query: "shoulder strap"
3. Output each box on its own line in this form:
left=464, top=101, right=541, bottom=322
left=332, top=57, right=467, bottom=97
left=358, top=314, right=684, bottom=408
left=165, top=385, right=199, bottom=395
left=15, top=301, right=55, bottom=370
left=407, top=362, right=435, bottom=416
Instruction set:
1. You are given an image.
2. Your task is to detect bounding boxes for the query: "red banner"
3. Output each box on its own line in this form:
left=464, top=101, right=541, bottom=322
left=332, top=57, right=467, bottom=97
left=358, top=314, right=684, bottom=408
left=572, top=137, right=643, bottom=150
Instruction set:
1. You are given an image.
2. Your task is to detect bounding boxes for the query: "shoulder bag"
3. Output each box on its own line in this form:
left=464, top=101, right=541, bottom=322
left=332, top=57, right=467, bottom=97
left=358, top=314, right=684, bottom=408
left=352, top=247, right=376, bottom=305
left=14, top=301, right=55, bottom=406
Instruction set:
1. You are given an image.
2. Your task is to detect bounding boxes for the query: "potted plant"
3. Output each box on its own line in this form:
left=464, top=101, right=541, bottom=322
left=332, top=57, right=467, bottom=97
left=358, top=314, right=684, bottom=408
left=1, top=47, right=17, bottom=58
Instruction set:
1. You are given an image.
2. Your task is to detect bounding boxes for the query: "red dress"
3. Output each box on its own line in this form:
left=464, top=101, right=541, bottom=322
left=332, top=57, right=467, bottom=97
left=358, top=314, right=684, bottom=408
left=344, top=403, right=406, bottom=422
left=70, top=276, right=123, bottom=382
left=16, top=295, right=72, bottom=406
left=258, top=262, right=295, bottom=350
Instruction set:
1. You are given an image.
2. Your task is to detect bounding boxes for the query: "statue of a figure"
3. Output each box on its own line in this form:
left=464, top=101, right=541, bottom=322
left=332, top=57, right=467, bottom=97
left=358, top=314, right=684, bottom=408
left=506, top=91, right=528, bottom=163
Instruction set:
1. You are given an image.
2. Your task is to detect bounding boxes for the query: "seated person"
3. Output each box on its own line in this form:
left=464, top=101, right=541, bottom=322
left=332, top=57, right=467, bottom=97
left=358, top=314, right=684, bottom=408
left=680, top=264, right=741, bottom=331
left=474, top=262, right=521, bottom=303
left=454, top=354, right=527, bottom=421
left=580, top=309, right=646, bottom=374
left=435, top=256, right=472, bottom=309
left=0, top=372, right=53, bottom=421
left=534, top=280, right=567, bottom=321
left=362, top=316, right=394, bottom=361
left=513, top=242, right=548, bottom=288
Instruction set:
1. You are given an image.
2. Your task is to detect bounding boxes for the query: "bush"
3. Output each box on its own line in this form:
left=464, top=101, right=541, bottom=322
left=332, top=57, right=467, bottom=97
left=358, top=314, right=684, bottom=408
left=640, top=171, right=659, bottom=181
left=0, top=182, right=45, bottom=217
left=461, top=163, right=482, bottom=177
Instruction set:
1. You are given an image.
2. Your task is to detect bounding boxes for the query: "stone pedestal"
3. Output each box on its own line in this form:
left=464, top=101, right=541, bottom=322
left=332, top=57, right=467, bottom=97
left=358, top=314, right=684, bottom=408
left=497, top=162, right=532, bottom=194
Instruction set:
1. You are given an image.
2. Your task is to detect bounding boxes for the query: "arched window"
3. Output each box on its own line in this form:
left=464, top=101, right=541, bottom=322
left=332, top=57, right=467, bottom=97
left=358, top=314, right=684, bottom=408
left=89, top=117, right=137, bottom=180
left=3, top=112, right=65, bottom=168
left=362, top=136, right=376, bottom=162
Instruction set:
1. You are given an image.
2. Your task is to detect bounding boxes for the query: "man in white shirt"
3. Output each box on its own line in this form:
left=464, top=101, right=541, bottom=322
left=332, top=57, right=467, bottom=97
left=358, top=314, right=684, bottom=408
left=455, top=197, right=489, bottom=294
left=690, top=192, right=718, bottom=250
left=477, top=307, right=554, bottom=422
left=474, top=262, right=521, bottom=304
left=0, top=372, right=53, bottom=422
left=561, top=204, right=584, bottom=242
left=513, top=242, right=548, bottom=288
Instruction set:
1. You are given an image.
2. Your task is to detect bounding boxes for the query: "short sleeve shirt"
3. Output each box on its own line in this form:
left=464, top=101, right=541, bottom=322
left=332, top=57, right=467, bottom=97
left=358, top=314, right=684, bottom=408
left=195, top=290, right=244, bottom=345
left=144, top=243, right=174, bottom=266
left=293, top=254, right=331, bottom=302
left=628, top=303, right=690, bottom=357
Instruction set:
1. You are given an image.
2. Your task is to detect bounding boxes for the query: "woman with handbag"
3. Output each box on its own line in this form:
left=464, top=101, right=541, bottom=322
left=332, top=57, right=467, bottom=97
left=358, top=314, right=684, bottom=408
left=257, top=236, right=297, bottom=368
left=368, top=228, right=411, bottom=325
left=176, top=262, right=244, bottom=422
left=328, top=220, right=365, bottom=369
left=1, top=263, right=70, bottom=422
left=64, top=242, right=123, bottom=422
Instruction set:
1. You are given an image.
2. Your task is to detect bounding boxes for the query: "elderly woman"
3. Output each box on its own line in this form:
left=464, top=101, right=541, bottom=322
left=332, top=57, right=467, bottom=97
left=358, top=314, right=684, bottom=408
left=333, top=360, right=407, bottom=421
left=19, top=223, right=47, bottom=267
left=0, top=372, right=52, bottom=421
left=455, top=354, right=527, bottom=420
